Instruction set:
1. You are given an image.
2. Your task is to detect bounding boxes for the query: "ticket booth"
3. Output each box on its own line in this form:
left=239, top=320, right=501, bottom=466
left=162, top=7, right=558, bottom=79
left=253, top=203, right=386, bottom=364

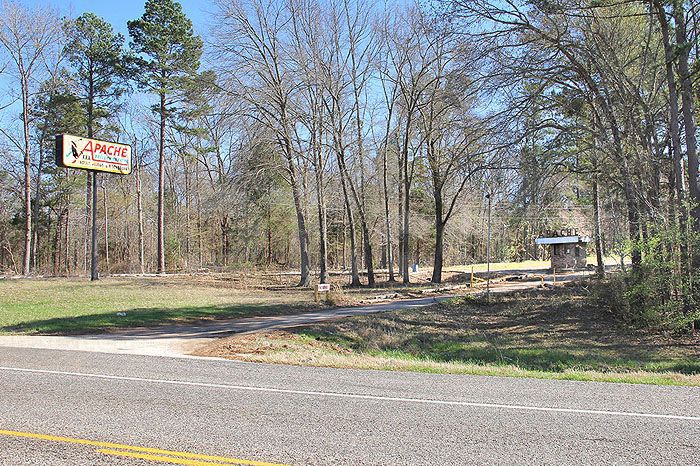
left=536, top=230, right=590, bottom=270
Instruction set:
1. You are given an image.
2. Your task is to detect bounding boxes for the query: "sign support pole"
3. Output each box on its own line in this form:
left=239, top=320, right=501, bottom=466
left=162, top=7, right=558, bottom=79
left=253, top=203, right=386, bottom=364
left=55, top=134, right=132, bottom=281
left=90, top=170, right=99, bottom=281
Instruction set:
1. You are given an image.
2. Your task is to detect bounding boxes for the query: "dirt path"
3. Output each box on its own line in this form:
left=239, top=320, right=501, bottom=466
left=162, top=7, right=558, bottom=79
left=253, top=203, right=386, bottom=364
left=0, top=271, right=587, bottom=358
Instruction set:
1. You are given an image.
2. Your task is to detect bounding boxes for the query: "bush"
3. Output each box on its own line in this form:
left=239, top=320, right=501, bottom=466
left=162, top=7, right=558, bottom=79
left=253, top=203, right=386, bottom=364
left=596, top=228, right=700, bottom=332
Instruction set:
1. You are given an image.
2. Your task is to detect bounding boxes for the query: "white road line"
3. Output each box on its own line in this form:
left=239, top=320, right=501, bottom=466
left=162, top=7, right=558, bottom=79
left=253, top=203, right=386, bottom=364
left=1, top=365, right=698, bottom=422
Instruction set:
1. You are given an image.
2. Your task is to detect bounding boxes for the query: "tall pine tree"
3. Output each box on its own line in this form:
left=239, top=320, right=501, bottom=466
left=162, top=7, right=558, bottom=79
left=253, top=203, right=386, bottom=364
left=64, top=12, right=127, bottom=280
left=128, top=0, right=203, bottom=273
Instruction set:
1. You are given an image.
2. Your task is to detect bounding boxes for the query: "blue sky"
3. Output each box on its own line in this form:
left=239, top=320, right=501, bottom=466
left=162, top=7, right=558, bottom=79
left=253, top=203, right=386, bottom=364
left=0, top=1, right=212, bottom=125
left=28, top=0, right=210, bottom=36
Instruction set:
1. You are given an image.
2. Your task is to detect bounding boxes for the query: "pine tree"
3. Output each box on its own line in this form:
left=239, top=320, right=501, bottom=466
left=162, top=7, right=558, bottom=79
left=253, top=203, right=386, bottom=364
left=64, top=12, right=128, bottom=280
left=128, top=0, right=203, bottom=274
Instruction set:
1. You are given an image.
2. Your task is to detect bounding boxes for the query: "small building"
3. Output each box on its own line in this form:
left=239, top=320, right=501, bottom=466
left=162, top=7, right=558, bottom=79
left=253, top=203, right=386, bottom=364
left=535, top=230, right=590, bottom=270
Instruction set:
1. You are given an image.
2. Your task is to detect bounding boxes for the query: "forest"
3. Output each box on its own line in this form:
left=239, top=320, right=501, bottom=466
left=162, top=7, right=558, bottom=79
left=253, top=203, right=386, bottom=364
left=0, top=0, right=698, bottom=329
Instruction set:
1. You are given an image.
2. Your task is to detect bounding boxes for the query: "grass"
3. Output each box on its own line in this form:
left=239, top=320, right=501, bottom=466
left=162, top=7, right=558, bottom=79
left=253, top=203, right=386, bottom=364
left=0, top=257, right=617, bottom=335
left=197, top=286, right=700, bottom=386
left=0, top=270, right=503, bottom=335
left=0, top=276, right=325, bottom=334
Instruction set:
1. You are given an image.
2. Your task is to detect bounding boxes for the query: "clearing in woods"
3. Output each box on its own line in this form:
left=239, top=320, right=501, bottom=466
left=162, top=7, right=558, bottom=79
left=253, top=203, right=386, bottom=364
left=0, top=260, right=571, bottom=335
left=0, top=275, right=324, bottom=334
left=0, top=270, right=467, bottom=334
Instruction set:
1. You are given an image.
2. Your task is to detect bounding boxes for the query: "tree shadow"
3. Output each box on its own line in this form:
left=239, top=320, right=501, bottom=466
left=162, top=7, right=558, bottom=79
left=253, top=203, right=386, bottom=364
left=1, top=301, right=323, bottom=336
left=299, top=288, right=700, bottom=375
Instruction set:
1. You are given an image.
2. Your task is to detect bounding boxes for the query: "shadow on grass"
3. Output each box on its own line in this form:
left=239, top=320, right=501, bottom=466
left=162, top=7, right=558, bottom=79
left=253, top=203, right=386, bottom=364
left=2, top=302, right=323, bottom=336
left=418, top=341, right=700, bottom=375
left=297, top=288, right=700, bottom=376
left=303, top=328, right=700, bottom=375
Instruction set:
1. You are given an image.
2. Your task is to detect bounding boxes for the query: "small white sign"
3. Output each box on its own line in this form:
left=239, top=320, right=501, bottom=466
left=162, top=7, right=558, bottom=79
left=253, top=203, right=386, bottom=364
left=317, top=284, right=331, bottom=292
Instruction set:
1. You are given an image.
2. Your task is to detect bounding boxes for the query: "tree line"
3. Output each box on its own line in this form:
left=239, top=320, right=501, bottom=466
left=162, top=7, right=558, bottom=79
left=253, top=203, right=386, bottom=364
left=0, top=0, right=697, bottom=326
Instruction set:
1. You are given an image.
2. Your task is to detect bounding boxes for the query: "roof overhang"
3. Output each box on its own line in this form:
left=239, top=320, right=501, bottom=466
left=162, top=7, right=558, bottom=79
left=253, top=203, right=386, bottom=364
left=535, top=236, right=590, bottom=245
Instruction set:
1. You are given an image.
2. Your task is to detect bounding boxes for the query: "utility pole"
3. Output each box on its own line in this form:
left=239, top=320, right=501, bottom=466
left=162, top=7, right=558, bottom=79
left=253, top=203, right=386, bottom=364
left=486, top=193, right=492, bottom=301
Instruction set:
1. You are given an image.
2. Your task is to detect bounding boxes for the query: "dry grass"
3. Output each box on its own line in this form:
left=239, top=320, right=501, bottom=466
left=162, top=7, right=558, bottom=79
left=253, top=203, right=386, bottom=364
left=197, top=286, right=700, bottom=386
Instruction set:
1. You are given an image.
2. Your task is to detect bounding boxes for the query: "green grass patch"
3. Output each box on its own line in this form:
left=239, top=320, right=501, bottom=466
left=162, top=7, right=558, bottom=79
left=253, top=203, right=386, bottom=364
left=0, top=276, right=321, bottom=334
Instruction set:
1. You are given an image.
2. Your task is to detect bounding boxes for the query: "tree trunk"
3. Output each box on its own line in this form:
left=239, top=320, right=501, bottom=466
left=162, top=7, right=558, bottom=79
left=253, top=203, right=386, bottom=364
left=399, top=109, right=414, bottom=284
left=91, top=172, right=99, bottom=280
left=592, top=168, right=605, bottom=276
left=672, top=2, right=700, bottom=239
left=64, top=205, right=70, bottom=275
left=52, top=210, right=60, bottom=275
left=221, top=215, right=229, bottom=267
left=338, top=156, right=361, bottom=287
left=283, top=135, right=311, bottom=287
left=315, top=162, right=328, bottom=284
left=87, top=76, right=99, bottom=281
left=266, top=194, right=273, bottom=266
left=430, top=139, right=447, bottom=284
left=402, top=148, right=411, bottom=284
left=432, top=219, right=445, bottom=283
left=593, top=94, right=641, bottom=268
left=84, top=173, right=91, bottom=275
left=157, top=90, right=166, bottom=273
left=349, top=53, right=374, bottom=287
left=291, top=184, right=311, bottom=287
left=195, top=163, right=203, bottom=269
left=653, top=0, right=686, bottom=213
left=591, top=116, right=606, bottom=276
left=21, top=73, right=31, bottom=276
left=383, top=140, right=395, bottom=282
left=338, top=154, right=374, bottom=286
left=184, top=157, right=191, bottom=270
left=103, top=181, right=109, bottom=275
left=397, top=153, right=404, bottom=279
left=31, top=141, right=45, bottom=272
left=135, top=146, right=146, bottom=274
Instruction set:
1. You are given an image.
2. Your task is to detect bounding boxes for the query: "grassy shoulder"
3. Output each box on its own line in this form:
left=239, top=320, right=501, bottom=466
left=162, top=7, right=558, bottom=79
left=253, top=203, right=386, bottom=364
left=196, top=286, right=700, bottom=386
left=0, top=276, right=328, bottom=334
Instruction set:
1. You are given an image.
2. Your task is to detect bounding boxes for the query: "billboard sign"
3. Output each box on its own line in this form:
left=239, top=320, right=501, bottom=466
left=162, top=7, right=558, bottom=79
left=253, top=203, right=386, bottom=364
left=55, top=134, right=132, bottom=175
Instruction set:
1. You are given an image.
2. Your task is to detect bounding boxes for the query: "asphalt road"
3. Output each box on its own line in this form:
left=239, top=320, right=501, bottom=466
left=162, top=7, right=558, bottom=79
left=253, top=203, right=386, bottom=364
left=1, top=347, right=698, bottom=465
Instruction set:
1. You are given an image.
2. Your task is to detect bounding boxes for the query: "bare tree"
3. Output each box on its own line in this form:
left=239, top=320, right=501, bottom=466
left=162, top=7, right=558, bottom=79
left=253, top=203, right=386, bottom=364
left=385, top=4, right=443, bottom=283
left=0, top=1, right=61, bottom=275
left=213, top=0, right=313, bottom=286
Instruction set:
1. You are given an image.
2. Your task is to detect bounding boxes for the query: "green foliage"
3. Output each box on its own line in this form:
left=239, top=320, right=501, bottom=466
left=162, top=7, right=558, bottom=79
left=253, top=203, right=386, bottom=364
left=32, top=77, right=85, bottom=141
left=127, top=0, right=203, bottom=104
left=596, top=225, right=700, bottom=331
left=64, top=12, right=128, bottom=135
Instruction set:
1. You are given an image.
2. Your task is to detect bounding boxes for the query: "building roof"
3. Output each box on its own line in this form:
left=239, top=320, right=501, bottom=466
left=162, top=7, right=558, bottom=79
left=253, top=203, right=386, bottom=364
left=535, top=235, right=591, bottom=245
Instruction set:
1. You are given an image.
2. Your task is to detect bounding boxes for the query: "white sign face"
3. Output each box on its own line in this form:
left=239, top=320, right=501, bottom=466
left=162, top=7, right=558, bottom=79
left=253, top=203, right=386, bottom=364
left=317, top=284, right=331, bottom=292
left=56, top=134, right=132, bottom=175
